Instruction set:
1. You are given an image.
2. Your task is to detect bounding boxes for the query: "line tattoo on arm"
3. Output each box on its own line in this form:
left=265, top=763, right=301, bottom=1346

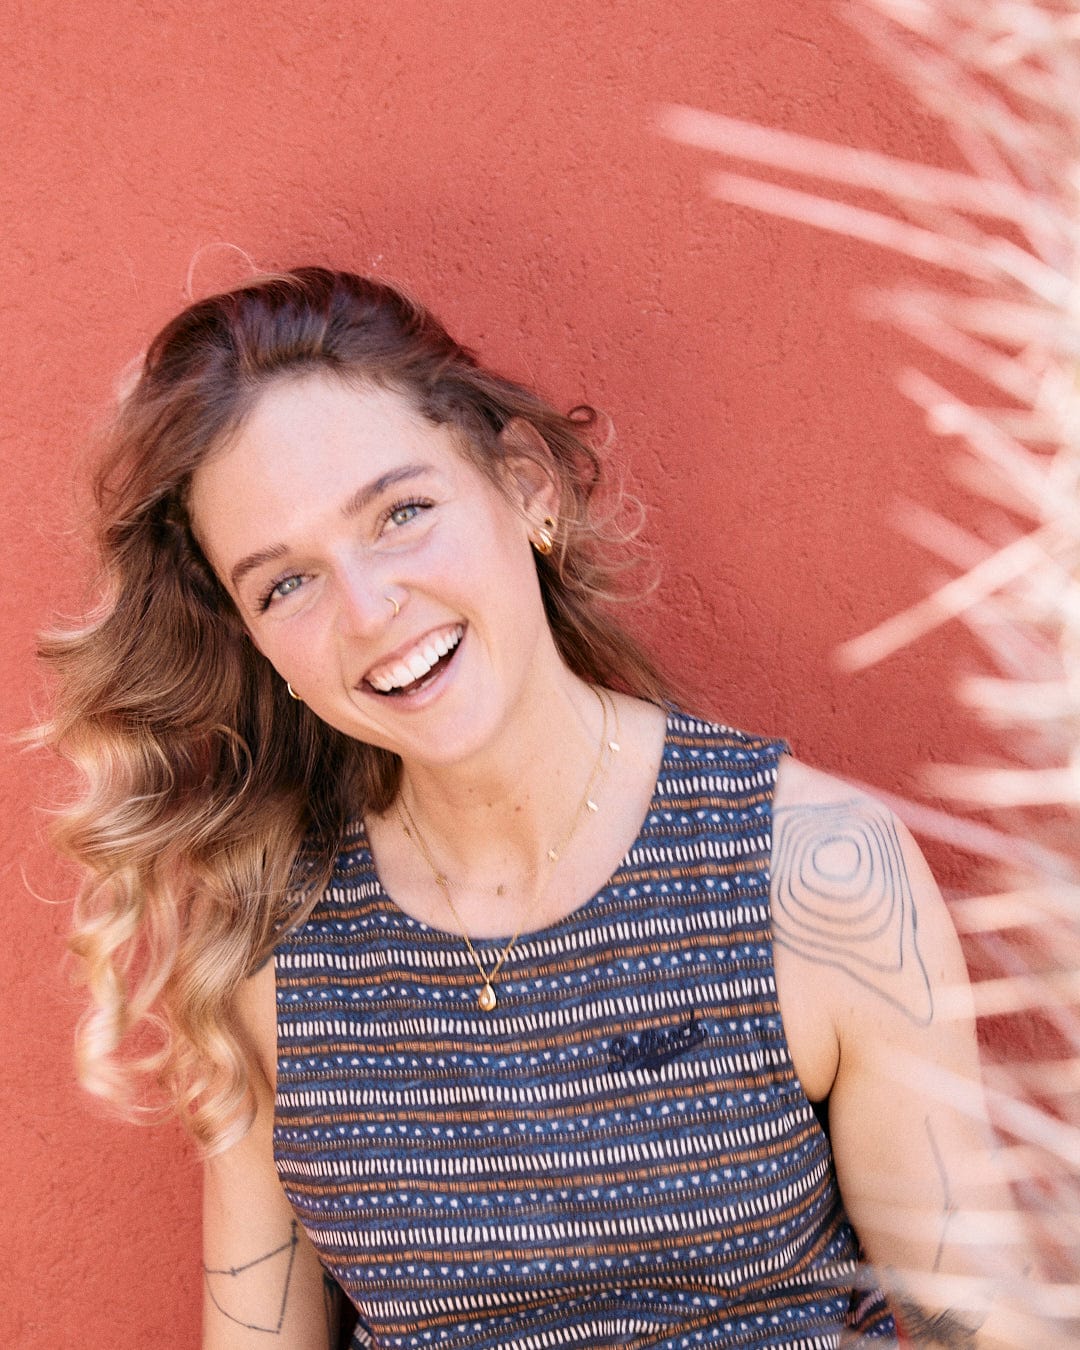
left=771, top=799, right=934, bottom=1024
left=203, top=1218, right=299, bottom=1334
left=926, top=1116, right=957, bottom=1272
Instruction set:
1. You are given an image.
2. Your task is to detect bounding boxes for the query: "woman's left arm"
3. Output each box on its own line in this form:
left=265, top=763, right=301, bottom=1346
left=771, top=756, right=1071, bottom=1349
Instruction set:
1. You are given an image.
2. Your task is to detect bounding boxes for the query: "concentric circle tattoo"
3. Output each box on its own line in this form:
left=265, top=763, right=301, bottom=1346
left=771, top=800, right=933, bottom=1024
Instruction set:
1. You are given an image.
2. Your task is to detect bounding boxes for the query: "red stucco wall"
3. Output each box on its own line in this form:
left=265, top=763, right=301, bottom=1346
left=3, top=2, right=968, bottom=1343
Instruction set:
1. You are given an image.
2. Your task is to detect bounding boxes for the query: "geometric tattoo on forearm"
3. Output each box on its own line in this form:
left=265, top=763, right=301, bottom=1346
left=772, top=801, right=934, bottom=1024
left=203, top=1219, right=299, bottom=1335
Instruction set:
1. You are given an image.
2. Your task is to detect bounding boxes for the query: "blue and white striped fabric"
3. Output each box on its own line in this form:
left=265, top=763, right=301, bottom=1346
left=273, top=711, right=895, bottom=1347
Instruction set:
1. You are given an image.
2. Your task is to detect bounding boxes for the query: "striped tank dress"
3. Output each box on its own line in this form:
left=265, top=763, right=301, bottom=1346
left=273, top=711, right=896, bottom=1348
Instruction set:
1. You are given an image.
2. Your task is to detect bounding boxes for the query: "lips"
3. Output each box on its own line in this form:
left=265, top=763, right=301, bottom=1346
left=364, top=623, right=464, bottom=695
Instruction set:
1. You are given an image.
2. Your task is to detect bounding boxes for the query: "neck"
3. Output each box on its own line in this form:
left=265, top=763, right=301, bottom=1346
left=394, top=675, right=611, bottom=888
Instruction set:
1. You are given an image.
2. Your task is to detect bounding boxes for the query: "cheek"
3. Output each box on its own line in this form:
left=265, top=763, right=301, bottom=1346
left=474, top=503, right=535, bottom=576
left=244, top=611, right=325, bottom=679
left=428, top=514, right=525, bottom=596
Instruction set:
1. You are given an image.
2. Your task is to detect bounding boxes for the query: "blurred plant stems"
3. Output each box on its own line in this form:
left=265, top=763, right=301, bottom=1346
left=663, top=0, right=1079, bottom=1333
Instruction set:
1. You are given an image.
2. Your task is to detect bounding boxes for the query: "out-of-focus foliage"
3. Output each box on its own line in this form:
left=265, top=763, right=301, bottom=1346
left=665, top=0, right=1080, bottom=1328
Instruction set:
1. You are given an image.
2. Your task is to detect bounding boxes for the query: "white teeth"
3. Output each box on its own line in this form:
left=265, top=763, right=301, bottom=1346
left=366, top=625, right=463, bottom=693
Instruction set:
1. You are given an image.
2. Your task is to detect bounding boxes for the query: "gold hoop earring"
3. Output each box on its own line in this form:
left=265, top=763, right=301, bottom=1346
left=385, top=595, right=400, bottom=618
left=533, top=515, right=556, bottom=557
left=286, top=682, right=302, bottom=701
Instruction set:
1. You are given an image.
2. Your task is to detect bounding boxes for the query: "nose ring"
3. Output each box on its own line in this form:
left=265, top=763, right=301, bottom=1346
left=385, top=595, right=400, bottom=619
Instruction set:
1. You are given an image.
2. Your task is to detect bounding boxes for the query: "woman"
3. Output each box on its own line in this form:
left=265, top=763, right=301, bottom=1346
left=45, top=268, right=1048, bottom=1348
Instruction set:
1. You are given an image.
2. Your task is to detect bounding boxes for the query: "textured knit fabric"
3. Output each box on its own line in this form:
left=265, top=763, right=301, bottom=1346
left=273, top=711, right=896, bottom=1348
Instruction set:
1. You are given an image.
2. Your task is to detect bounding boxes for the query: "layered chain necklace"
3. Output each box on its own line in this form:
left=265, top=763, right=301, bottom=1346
left=396, top=687, right=621, bottom=1012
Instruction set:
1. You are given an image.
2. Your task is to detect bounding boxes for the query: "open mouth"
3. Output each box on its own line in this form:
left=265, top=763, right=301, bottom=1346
left=364, top=624, right=464, bottom=697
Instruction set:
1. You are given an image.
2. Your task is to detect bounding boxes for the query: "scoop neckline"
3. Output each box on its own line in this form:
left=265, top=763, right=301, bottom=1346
left=349, top=708, right=680, bottom=948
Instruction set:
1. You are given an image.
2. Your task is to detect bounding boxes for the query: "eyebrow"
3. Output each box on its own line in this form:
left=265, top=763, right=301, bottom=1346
left=229, top=463, right=432, bottom=592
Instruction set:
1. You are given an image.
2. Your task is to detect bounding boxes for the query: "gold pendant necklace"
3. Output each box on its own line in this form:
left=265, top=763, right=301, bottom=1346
left=396, top=687, right=621, bottom=1012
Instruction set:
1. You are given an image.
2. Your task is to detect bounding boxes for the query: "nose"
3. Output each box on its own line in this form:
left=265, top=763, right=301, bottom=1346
left=333, top=556, right=397, bottom=640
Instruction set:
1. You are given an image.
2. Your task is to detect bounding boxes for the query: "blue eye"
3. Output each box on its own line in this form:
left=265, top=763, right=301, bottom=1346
left=388, top=500, right=423, bottom=528
left=259, top=574, right=303, bottom=611
left=381, top=496, right=434, bottom=534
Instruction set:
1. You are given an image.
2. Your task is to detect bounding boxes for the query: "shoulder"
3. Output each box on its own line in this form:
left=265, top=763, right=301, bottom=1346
left=773, top=754, right=908, bottom=819
left=772, top=755, right=941, bottom=914
left=770, top=756, right=969, bottom=1034
left=769, top=756, right=975, bottom=1104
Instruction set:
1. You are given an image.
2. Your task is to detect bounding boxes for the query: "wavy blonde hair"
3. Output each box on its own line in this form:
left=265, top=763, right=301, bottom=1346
left=41, top=267, right=669, bottom=1152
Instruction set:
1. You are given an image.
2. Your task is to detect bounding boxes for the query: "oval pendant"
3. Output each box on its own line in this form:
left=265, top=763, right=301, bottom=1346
left=477, top=982, right=497, bottom=1012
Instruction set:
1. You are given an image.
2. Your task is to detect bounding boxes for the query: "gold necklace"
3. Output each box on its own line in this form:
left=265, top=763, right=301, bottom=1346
left=396, top=687, right=621, bottom=1012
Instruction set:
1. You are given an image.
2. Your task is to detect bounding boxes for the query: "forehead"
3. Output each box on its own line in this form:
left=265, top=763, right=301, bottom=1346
left=186, top=374, right=474, bottom=574
left=191, top=373, right=453, bottom=505
left=226, top=373, right=446, bottom=471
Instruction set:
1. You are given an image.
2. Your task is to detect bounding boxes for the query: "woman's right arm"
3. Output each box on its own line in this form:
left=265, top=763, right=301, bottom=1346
left=202, top=964, right=344, bottom=1350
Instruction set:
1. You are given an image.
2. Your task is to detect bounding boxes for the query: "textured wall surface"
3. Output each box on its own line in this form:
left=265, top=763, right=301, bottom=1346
left=3, top=1, right=967, bottom=1343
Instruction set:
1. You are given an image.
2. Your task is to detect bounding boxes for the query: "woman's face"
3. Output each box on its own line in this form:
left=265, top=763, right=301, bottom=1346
left=188, top=374, right=561, bottom=767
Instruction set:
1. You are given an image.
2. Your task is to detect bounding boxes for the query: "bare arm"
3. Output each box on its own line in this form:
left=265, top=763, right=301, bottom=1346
left=771, top=756, right=1071, bottom=1349
left=202, top=962, right=345, bottom=1350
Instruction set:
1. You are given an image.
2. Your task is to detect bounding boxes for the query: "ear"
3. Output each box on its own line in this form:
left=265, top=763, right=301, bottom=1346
left=496, top=418, right=560, bottom=521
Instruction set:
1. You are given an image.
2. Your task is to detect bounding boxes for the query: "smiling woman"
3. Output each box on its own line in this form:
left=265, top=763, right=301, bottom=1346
left=40, top=269, right=1063, bottom=1349
left=188, top=376, right=566, bottom=766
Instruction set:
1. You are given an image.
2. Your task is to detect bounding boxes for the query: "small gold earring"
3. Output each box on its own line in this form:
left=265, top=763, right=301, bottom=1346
left=533, top=515, right=556, bottom=556
left=385, top=595, right=400, bottom=618
left=286, top=682, right=302, bottom=701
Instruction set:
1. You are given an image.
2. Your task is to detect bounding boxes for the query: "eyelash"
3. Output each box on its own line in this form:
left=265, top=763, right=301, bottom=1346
left=257, top=572, right=304, bottom=612
left=254, top=496, right=433, bottom=612
left=381, top=496, right=431, bottom=530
